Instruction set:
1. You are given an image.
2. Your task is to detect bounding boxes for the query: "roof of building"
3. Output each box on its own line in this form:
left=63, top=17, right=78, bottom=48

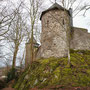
left=28, top=37, right=37, bottom=43
left=40, top=3, right=70, bottom=20
left=48, top=3, right=64, bottom=10
left=27, top=37, right=40, bottom=48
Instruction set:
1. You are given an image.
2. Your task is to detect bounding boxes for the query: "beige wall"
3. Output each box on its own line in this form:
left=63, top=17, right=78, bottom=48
left=70, top=27, right=90, bottom=50
left=25, top=43, right=31, bottom=68
left=25, top=43, right=38, bottom=68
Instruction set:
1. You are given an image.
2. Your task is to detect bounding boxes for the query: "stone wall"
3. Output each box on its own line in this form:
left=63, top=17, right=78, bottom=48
left=37, top=9, right=71, bottom=58
left=70, top=27, right=90, bottom=50
left=25, top=43, right=31, bottom=68
left=25, top=43, right=38, bottom=68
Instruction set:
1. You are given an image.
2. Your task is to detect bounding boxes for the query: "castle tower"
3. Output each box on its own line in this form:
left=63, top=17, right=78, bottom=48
left=37, top=3, right=71, bottom=58
left=25, top=38, right=39, bottom=68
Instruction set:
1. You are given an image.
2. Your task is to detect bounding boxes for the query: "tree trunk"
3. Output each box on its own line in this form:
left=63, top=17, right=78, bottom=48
left=68, top=49, right=70, bottom=65
left=30, top=31, right=34, bottom=64
left=12, top=45, right=18, bottom=68
left=30, top=21, right=34, bottom=64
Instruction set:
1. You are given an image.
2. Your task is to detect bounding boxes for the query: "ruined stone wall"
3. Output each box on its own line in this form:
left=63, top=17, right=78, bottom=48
left=25, top=43, right=31, bottom=68
left=37, top=9, right=71, bottom=58
left=25, top=43, right=38, bottom=68
left=70, top=27, right=90, bottom=50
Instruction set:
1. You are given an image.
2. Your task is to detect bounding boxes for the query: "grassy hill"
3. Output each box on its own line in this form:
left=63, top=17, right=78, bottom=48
left=14, top=50, right=90, bottom=90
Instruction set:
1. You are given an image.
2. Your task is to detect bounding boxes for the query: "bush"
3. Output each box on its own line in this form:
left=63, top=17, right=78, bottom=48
left=6, top=68, right=18, bottom=83
left=0, top=80, right=6, bottom=89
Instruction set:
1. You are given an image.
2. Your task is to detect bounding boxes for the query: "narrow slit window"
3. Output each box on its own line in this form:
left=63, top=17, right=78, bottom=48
left=47, top=20, right=49, bottom=27
left=63, top=19, right=64, bottom=25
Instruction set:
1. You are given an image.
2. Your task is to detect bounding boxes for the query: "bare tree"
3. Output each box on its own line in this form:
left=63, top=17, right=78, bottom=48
left=23, top=0, right=43, bottom=64
left=3, top=12, right=27, bottom=69
left=0, top=0, right=16, bottom=37
left=0, top=0, right=42, bottom=68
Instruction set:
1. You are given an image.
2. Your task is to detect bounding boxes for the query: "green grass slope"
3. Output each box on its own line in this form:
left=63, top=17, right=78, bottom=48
left=14, top=50, right=90, bottom=90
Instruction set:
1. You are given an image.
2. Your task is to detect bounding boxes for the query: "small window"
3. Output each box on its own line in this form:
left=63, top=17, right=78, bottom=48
left=45, top=20, right=49, bottom=27
left=61, top=17, right=65, bottom=25
left=45, top=19, right=49, bottom=27
left=63, top=19, right=64, bottom=25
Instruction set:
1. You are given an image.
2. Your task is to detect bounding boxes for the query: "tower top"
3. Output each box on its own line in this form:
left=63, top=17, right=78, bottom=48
left=40, top=3, right=70, bottom=20
left=55, top=0, right=56, bottom=3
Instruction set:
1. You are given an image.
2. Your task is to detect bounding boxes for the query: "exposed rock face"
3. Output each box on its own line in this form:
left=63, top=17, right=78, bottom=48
left=70, top=27, right=90, bottom=50
left=37, top=9, right=71, bottom=58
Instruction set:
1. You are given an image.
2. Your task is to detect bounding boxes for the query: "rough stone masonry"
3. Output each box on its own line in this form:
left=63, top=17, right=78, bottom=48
left=37, top=3, right=71, bottom=58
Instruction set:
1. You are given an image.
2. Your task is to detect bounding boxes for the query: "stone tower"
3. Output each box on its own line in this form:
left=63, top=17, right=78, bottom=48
left=25, top=38, right=39, bottom=68
left=37, top=3, right=71, bottom=58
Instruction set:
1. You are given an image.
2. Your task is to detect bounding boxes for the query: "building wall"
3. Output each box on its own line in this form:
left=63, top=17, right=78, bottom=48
left=37, top=9, right=71, bottom=58
left=70, top=27, right=90, bottom=50
left=25, top=43, right=38, bottom=68
left=25, top=43, right=31, bottom=68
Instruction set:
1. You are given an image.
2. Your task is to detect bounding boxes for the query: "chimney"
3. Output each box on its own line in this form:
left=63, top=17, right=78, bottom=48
left=69, top=8, right=73, bottom=26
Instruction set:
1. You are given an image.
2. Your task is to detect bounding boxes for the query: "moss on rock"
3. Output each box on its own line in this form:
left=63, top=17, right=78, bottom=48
left=14, top=50, right=90, bottom=90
